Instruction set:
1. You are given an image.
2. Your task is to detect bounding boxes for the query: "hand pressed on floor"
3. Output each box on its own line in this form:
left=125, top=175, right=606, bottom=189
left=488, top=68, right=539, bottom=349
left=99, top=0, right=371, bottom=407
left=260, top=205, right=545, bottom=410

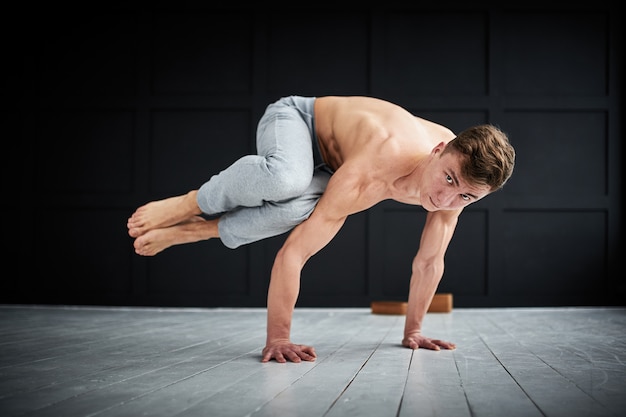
left=402, top=334, right=456, bottom=351
left=262, top=341, right=317, bottom=363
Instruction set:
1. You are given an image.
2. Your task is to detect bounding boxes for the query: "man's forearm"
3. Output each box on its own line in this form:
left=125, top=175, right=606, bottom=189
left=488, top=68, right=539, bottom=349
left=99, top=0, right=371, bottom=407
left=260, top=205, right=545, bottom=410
left=403, top=261, right=444, bottom=336
left=266, top=251, right=302, bottom=344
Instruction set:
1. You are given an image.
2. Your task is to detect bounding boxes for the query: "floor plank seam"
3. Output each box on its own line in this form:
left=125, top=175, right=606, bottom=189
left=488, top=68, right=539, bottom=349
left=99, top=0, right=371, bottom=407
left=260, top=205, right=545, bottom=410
left=237, top=311, right=376, bottom=417
left=467, top=316, right=549, bottom=417
left=322, top=317, right=400, bottom=417
left=84, top=347, right=262, bottom=417
left=477, top=331, right=547, bottom=416
left=452, top=350, right=476, bottom=417
left=484, top=315, right=618, bottom=416
left=395, top=349, right=415, bottom=417
left=17, top=333, right=266, bottom=417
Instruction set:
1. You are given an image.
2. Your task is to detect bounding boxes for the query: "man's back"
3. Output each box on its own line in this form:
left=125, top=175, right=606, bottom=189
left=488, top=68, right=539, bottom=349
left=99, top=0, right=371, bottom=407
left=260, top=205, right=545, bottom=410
left=314, top=96, right=455, bottom=174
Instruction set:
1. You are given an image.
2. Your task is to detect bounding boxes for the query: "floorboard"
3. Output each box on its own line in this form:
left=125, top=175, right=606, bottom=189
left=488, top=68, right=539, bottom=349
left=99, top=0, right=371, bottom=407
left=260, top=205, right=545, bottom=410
left=0, top=305, right=624, bottom=417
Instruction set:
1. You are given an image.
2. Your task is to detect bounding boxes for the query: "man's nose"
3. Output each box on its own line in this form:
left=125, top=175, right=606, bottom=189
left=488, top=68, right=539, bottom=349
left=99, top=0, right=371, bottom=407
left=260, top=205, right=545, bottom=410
left=439, top=191, right=456, bottom=207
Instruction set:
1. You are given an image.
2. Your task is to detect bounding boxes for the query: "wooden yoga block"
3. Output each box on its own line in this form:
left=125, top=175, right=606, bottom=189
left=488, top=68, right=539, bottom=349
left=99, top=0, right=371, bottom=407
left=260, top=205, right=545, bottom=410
left=428, top=293, right=453, bottom=312
left=371, top=293, right=453, bottom=315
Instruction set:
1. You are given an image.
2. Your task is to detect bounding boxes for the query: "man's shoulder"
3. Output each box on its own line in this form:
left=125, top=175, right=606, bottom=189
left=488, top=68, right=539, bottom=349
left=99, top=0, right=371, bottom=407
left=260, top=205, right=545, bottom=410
left=413, top=117, right=455, bottom=142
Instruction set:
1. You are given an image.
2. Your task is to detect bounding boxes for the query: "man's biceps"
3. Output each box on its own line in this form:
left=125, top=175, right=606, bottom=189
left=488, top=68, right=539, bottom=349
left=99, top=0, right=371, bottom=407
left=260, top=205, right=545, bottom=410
left=297, top=214, right=346, bottom=244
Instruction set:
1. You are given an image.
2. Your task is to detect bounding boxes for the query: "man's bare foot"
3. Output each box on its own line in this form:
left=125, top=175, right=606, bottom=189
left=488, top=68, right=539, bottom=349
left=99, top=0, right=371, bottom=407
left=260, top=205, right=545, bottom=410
left=128, top=191, right=202, bottom=238
left=133, top=216, right=219, bottom=256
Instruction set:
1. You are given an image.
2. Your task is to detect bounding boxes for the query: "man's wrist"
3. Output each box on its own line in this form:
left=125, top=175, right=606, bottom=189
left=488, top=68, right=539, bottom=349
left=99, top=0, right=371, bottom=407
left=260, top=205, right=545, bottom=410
left=403, top=329, right=421, bottom=339
left=266, top=335, right=291, bottom=345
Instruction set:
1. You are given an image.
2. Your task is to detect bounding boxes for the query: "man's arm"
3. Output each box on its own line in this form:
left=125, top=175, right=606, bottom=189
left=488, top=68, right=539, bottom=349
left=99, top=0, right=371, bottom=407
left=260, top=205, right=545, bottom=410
left=261, top=211, right=346, bottom=363
left=403, top=209, right=461, bottom=350
left=261, top=166, right=366, bottom=363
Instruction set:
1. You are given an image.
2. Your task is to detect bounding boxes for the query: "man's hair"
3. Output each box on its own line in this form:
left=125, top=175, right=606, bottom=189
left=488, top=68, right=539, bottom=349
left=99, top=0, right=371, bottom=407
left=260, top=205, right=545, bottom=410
left=443, top=124, right=515, bottom=191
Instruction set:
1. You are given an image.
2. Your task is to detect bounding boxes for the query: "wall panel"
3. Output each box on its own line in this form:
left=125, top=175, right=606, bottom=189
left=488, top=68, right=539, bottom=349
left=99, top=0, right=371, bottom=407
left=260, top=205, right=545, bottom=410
left=502, top=210, right=608, bottom=297
left=147, top=240, right=250, bottom=300
left=266, top=11, right=370, bottom=95
left=152, top=11, right=254, bottom=94
left=37, top=11, right=138, bottom=96
left=37, top=110, right=134, bottom=194
left=503, top=111, right=608, bottom=196
left=34, top=209, right=134, bottom=304
left=376, top=11, right=488, bottom=95
left=502, top=11, right=608, bottom=96
left=150, top=109, right=252, bottom=194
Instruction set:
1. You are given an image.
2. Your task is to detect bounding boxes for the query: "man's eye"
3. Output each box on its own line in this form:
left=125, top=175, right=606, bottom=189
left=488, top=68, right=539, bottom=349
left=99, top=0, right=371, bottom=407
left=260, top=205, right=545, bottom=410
left=446, top=175, right=453, bottom=184
left=461, top=194, right=470, bottom=201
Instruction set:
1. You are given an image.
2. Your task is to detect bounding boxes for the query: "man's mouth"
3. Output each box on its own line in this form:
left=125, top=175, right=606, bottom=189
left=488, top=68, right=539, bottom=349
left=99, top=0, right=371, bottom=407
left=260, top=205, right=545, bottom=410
left=429, top=197, right=439, bottom=209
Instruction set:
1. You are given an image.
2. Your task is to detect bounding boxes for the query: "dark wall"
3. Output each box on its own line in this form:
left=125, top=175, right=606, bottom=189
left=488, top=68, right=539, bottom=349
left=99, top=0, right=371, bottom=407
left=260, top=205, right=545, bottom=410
left=3, top=2, right=624, bottom=308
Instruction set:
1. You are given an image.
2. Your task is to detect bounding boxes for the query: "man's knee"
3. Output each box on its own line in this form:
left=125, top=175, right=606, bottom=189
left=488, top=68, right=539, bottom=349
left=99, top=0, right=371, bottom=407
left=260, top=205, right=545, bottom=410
left=217, top=201, right=313, bottom=249
left=282, top=201, right=315, bottom=226
left=264, top=162, right=312, bottom=202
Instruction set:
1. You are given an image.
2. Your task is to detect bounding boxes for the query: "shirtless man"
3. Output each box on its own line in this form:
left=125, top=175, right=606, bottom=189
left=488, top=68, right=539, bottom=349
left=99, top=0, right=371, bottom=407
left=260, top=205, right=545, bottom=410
left=127, top=95, right=515, bottom=363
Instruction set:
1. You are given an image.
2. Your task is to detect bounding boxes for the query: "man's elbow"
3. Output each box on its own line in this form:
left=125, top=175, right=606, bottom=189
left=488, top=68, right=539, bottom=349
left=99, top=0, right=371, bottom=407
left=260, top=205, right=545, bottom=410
left=275, top=242, right=310, bottom=271
left=412, top=256, right=445, bottom=278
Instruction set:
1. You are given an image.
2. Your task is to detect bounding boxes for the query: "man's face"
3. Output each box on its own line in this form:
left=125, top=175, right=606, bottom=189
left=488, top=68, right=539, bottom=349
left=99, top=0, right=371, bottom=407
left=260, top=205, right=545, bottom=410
left=422, top=148, right=491, bottom=212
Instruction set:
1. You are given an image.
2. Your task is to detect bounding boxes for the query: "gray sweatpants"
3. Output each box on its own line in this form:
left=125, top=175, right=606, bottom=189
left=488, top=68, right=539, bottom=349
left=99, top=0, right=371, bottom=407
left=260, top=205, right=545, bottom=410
left=196, top=96, right=333, bottom=249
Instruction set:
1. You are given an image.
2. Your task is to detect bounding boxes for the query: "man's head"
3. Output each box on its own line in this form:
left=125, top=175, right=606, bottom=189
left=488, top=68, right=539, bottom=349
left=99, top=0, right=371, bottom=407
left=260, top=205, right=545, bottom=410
left=442, top=124, right=515, bottom=192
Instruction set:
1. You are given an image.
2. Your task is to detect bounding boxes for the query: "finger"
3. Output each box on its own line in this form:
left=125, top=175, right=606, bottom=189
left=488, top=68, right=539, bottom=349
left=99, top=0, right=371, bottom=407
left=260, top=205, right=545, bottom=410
left=402, top=339, right=416, bottom=349
left=304, top=345, right=316, bottom=355
left=424, top=341, right=440, bottom=351
left=299, top=351, right=316, bottom=361
left=433, top=339, right=456, bottom=350
left=404, top=338, right=419, bottom=349
left=300, top=345, right=317, bottom=360
left=286, top=351, right=302, bottom=363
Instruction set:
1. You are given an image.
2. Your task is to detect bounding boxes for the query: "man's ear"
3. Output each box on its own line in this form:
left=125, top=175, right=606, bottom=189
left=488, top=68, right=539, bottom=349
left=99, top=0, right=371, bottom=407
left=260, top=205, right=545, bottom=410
left=431, top=142, right=446, bottom=154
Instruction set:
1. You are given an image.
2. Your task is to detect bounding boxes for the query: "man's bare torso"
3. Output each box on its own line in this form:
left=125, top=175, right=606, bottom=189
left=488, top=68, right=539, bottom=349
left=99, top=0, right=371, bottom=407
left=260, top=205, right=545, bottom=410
left=313, top=96, right=455, bottom=208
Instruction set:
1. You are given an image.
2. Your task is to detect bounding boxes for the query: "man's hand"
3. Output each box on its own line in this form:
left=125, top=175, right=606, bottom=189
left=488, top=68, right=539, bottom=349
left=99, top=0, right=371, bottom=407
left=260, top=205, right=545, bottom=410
left=261, top=341, right=317, bottom=363
left=402, top=334, right=456, bottom=351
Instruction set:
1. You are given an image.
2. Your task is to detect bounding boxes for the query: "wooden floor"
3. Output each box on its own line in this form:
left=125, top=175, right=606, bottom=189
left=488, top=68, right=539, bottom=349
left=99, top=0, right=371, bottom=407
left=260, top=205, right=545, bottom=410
left=0, top=305, right=625, bottom=417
